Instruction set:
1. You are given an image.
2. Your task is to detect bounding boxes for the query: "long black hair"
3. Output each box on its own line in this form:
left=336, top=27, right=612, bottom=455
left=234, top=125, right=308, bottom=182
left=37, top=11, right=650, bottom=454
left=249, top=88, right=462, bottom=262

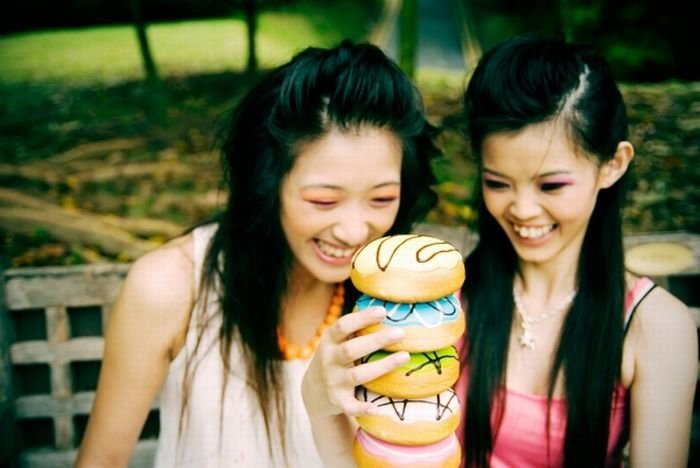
left=462, top=35, right=630, bottom=467
left=188, top=40, right=438, bottom=460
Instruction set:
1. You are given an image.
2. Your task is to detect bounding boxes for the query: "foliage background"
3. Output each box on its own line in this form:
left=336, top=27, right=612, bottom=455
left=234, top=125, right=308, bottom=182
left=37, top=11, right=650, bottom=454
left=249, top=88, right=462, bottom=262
left=0, top=0, right=698, bottom=267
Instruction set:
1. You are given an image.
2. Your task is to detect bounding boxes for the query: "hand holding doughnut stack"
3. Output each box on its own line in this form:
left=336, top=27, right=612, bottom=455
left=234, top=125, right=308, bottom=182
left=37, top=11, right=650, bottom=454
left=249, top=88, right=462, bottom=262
left=350, top=234, right=466, bottom=468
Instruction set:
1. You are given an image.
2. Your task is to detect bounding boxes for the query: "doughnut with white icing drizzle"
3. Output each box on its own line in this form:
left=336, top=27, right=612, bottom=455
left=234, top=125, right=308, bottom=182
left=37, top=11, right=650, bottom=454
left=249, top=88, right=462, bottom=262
left=354, top=387, right=461, bottom=446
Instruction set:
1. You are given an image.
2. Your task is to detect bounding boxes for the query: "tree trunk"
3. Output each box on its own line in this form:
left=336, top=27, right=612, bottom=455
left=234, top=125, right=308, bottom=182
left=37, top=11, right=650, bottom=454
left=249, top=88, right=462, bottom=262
left=127, top=0, right=159, bottom=85
left=244, top=0, right=258, bottom=73
left=0, top=207, right=160, bottom=260
left=127, top=0, right=168, bottom=122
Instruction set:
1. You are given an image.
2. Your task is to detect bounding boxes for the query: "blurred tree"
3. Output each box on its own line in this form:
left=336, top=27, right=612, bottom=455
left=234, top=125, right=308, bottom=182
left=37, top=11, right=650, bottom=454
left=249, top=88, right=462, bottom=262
left=127, top=0, right=159, bottom=86
left=127, top=0, right=169, bottom=123
left=2, top=0, right=236, bottom=33
left=558, top=0, right=571, bottom=40
left=589, top=0, right=695, bottom=80
left=399, top=0, right=418, bottom=78
left=229, top=0, right=311, bottom=75
left=467, top=0, right=697, bottom=80
left=240, top=0, right=258, bottom=74
left=227, top=0, right=280, bottom=74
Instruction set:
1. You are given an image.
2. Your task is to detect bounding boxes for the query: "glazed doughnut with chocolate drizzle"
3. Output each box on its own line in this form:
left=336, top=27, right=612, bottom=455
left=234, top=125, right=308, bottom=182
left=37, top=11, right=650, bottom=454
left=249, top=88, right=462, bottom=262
left=351, top=234, right=465, bottom=303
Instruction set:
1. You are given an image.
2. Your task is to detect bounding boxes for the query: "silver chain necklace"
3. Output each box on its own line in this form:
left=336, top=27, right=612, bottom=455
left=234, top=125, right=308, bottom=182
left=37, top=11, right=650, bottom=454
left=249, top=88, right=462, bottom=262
left=513, top=287, right=578, bottom=350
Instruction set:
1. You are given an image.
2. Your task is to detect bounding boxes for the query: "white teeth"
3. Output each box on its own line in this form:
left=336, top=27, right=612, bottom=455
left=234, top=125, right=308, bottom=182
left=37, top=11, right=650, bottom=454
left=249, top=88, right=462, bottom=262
left=316, top=240, right=355, bottom=258
left=513, top=224, right=554, bottom=239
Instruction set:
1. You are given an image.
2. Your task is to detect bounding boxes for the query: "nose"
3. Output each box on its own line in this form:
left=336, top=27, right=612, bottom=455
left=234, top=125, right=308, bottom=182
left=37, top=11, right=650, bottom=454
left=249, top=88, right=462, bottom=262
left=509, top=191, right=542, bottom=220
left=331, top=207, right=371, bottom=247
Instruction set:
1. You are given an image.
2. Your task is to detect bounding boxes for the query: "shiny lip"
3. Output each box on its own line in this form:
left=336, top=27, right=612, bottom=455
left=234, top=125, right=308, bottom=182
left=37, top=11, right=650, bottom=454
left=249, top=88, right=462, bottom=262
left=313, top=238, right=357, bottom=264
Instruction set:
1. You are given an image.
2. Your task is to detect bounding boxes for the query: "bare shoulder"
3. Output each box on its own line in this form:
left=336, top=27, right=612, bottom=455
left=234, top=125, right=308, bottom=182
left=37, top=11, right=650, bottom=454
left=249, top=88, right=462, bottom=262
left=624, top=280, right=698, bottom=465
left=633, top=285, right=693, bottom=331
left=112, top=234, right=196, bottom=339
left=626, top=282, right=697, bottom=357
left=126, top=234, right=194, bottom=293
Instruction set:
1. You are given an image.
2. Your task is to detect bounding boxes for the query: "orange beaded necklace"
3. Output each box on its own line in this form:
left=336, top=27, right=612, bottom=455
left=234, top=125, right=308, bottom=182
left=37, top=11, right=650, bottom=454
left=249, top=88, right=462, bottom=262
left=277, top=282, right=345, bottom=360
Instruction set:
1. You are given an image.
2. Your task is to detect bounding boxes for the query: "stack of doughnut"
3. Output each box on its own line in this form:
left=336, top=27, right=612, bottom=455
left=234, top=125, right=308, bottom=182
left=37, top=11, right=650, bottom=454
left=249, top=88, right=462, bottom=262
left=350, top=234, right=466, bottom=468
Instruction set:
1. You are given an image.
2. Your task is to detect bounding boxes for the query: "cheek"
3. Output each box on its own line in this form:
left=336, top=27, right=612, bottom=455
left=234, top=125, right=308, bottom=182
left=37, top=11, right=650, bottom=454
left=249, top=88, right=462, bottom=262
left=482, top=191, right=506, bottom=216
left=373, top=206, right=401, bottom=233
left=280, top=201, right=311, bottom=242
left=552, top=192, right=598, bottom=224
left=387, top=204, right=402, bottom=226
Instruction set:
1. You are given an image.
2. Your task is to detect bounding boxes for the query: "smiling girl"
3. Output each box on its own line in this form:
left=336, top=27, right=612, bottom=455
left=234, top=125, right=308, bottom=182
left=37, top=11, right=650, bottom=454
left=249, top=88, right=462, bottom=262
left=459, top=35, right=697, bottom=467
left=75, top=40, right=439, bottom=467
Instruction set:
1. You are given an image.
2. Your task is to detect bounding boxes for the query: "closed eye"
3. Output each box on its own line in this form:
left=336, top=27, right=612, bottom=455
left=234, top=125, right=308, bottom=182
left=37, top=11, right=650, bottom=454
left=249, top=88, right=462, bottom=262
left=371, top=196, right=398, bottom=206
left=483, top=179, right=509, bottom=190
left=540, top=182, right=568, bottom=192
left=309, top=200, right=337, bottom=207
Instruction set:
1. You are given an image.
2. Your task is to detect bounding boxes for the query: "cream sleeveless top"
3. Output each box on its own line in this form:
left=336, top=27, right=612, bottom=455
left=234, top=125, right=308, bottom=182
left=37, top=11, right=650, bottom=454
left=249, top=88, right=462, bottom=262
left=153, top=224, right=324, bottom=467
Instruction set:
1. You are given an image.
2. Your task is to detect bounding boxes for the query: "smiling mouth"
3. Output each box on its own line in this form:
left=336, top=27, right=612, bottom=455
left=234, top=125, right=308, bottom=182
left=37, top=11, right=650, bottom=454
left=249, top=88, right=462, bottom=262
left=512, top=224, right=555, bottom=239
left=315, top=239, right=356, bottom=259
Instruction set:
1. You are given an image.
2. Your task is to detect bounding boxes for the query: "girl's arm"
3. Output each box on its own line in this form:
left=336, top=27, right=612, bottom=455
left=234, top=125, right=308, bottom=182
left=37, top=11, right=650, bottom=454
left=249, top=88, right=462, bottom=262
left=627, top=287, right=698, bottom=467
left=74, top=239, right=194, bottom=467
left=302, top=307, right=409, bottom=467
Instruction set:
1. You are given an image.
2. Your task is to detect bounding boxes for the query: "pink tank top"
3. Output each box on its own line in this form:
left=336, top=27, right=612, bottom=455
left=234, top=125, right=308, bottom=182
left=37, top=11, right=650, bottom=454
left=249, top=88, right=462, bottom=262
left=455, top=277, right=656, bottom=467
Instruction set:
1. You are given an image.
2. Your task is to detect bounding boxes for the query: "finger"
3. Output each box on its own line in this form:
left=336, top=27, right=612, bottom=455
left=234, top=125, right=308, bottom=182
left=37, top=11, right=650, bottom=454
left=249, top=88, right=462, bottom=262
left=345, top=350, right=410, bottom=387
left=326, top=306, right=386, bottom=343
left=335, top=327, right=406, bottom=365
left=341, top=399, right=382, bottom=417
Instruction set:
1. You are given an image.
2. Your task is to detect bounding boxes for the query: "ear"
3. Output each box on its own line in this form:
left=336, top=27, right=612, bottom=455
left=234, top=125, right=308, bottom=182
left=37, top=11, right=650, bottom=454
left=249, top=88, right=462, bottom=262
left=599, top=141, right=634, bottom=189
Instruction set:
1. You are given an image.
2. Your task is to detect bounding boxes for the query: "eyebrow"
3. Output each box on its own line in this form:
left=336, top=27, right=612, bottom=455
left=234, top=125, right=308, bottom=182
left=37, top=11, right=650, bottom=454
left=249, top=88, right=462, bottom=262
left=482, top=168, right=572, bottom=180
left=302, top=181, right=401, bottom=190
